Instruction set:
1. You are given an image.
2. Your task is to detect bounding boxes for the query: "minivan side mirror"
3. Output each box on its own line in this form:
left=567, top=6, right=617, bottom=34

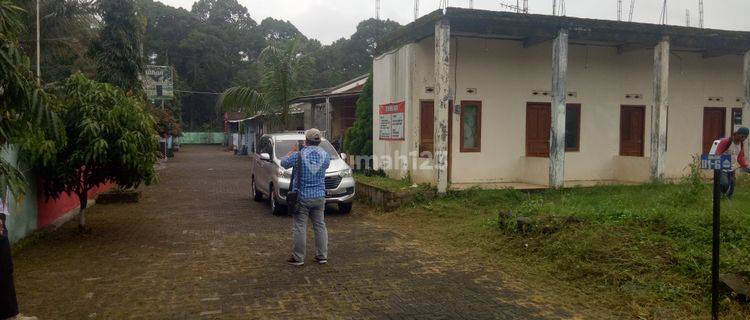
left=340, top=153, right=347, bottom=160
left=259, top=153, right=271, bottom=161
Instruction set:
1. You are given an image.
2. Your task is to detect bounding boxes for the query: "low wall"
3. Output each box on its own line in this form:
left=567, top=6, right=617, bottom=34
left=181, top=132, right=224, bottom=145
left=355, top=181, right=435, bottom=211
left=36, top=183, right=115, bottom=230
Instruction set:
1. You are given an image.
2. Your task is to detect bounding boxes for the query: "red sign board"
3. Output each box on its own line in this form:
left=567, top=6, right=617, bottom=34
left=379, top=102, right=406, bottom=141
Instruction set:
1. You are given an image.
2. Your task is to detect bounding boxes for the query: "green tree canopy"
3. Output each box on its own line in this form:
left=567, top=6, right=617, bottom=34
left=88, top=0, right=144, bottom=94
left=0, top=0, right=59, bottom=198
left=344, top=74, right=373, bottom=157
left=36, top=73, right=159, bottom=229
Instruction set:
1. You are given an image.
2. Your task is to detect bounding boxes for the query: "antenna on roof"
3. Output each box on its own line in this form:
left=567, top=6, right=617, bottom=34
left=659, top=0, right=668, bottom=25
left=698, top=0, right=704, bottom=28
left=685, top=9, right=690, bottom=27
left=628, top=0, right=635, bottom=21
left=376, top=0, right=381, bottom=20
left=617, top=0, right=622, bottom=21
left=498, top=1, right=528, bottom=13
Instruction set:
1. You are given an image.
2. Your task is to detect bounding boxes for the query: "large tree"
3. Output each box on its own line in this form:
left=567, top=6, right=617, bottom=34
left=311, top=19, right=401, bottom=88
left=37, top=74, right=159, bottom=230
left=0, top=0, right=59, bottom=199
left=88, top=0, right=145, bottom=94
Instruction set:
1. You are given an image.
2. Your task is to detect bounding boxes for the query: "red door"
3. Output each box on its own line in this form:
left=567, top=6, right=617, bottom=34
left=526, top=103, right=551, bottom=157
left=620, top=106, right=645, bottom=157
left=703, top=108, right=726, bottom=154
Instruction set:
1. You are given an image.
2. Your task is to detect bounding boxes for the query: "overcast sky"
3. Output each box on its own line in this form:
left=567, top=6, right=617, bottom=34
left=156, top=0, right=750, bottom=44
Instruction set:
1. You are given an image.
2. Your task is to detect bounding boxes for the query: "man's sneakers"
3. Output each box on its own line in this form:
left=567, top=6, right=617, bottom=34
left=287, top=256, right=328, bottom=266
left=287, top=256, right=304, bottom=266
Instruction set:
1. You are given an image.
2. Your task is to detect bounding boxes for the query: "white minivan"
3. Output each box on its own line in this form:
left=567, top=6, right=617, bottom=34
left=250, top=132, right=356, bottom=215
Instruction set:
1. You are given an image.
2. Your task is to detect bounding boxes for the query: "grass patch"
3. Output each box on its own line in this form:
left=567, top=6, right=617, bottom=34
left=390, top=177, right=750, bottom=318
left=354, top=172, right=414, bottom=192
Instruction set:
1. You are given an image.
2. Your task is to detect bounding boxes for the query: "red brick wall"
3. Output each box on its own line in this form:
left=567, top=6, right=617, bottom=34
left=36, top=183, right=115, bottom=228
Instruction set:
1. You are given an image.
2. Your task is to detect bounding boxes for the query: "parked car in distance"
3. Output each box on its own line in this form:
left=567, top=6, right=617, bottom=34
left=250, top=132, right=355, bottom=215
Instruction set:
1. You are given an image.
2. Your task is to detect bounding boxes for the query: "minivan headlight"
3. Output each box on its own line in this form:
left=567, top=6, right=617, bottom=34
left=339, top=168, right=352, bottom=178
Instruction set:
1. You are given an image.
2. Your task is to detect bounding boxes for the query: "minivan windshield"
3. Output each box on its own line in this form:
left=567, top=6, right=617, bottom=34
left=274, top=139, right=339, bottom=160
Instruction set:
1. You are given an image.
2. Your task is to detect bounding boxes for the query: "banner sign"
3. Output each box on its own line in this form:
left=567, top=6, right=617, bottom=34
left=143, top=65, right=174, bottom=101
left=379, top=102, right=405, bottom=140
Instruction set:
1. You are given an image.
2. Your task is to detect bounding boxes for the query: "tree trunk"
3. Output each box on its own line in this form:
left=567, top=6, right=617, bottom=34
left=78, top=191, right=89, bottom=231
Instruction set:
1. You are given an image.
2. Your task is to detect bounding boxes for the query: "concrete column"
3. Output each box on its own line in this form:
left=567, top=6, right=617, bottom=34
left=743, top=51, right=750, bottom=130
left=650, top=36, right=670, bottom=181
left=549, top=29, right=568, bottom=189
left=434, top=19, right=451, bottom=194
left=325, top=97, right=332, bottom=139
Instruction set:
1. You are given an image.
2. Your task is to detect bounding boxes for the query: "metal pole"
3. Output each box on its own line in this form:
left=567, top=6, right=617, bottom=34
left=36, top=0, right=41, bottom=85
left=711, top=169, right=721, bottom=320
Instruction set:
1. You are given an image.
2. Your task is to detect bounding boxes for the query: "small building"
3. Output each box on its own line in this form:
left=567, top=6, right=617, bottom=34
left=372, top=8, right=750, bottom=192
left=290, top=74, right=368, bottom=150
left=224, top=105, right=305, bottom=154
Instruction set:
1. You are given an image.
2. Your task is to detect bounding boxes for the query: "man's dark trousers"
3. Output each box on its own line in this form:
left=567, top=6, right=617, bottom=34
left=0, top=214, right=19, bottom=319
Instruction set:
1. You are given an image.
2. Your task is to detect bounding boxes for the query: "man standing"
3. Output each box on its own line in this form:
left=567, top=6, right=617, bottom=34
left=281, top=129, right=331, bottom=266
left=716, top=127, right=750, bottom=199
left=0, top=194, right=36, bottom=320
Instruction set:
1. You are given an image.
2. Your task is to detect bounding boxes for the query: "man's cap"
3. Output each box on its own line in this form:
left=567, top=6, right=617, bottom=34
left=737, top=127, right=750, bottom=136
left=305, top=128, right=322, bottom=142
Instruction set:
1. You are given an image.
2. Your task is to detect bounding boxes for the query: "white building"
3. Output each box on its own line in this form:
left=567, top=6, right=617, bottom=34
left=372, top=8, right=750, bottom=192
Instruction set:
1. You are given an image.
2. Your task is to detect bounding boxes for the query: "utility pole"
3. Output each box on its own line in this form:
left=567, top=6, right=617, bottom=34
left=523, top=0, right=528, bottom=13
left=553, top=0, right=556, bottom=15
left=469, top=0, right=474, bottom=9
left=376, top=0, right=381, bottom=20
left=618, top=0, right=622, bottom=21
left=628, top=0, right=636, bottom=21
left=685, top=9, right=690, bottom=27
left=659, top=0, right=668, bottom=25
left=35, top=0, right=41, bottom=85
left=414, top=0, right=419, bottom=20
left=699, top=0, right=704, bottom=28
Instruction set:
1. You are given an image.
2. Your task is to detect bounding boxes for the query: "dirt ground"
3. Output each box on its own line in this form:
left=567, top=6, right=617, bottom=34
left=12, top=145, right=616, bottom=319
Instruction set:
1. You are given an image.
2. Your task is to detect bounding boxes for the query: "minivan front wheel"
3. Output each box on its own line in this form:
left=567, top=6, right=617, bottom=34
left=269, top=186, right=287, bottom=216
left=251, top=178, right=263, bottom=201
left=338, top=203, right=353, bottom=214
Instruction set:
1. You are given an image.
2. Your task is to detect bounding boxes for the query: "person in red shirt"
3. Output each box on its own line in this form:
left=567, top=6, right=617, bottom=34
left=716, top=127, right=749, bottom=199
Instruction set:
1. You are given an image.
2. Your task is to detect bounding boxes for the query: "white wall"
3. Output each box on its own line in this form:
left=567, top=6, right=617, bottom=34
left=374, top=35, right=745, bottom=186
left=372, top=44, right=416, bottom=180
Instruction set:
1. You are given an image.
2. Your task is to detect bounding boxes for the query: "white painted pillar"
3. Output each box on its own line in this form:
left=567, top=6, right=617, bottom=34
left=549, top=29, right=569, bottom=189
left=325, top=97, right=332, bottom=138
left=743, top=51, right=750, bottom=130
left=434, top=19, right=451, bottom=194
left=650, top=36, right=670, bottom=181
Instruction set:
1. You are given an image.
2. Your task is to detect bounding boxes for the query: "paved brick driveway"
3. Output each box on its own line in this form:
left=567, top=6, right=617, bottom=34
left=13, top=145, right=580, bottom=319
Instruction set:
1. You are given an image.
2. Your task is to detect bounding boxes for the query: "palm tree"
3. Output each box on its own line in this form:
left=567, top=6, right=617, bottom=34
left=219, top=39, right=309, bottom=130
left=0, top=0, right=58, bottom=199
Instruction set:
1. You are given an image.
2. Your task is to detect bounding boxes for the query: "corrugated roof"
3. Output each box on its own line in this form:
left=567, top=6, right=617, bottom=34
left=378, top=7, right=750, bottom=56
